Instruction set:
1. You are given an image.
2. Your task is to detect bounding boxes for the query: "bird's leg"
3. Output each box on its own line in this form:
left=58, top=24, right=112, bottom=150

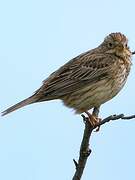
left=84, top=107, right=101, bottom=131
left=84, top=111, right=99, bottom=127
left=92, top=107, right=101, bottom=131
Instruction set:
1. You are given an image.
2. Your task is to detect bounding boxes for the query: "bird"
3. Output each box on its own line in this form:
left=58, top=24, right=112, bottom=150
left=1, top=32, right=133, bottom=126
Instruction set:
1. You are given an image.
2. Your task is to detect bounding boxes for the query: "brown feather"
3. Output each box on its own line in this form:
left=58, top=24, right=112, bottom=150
left=1, top=95, right=39, bottom=116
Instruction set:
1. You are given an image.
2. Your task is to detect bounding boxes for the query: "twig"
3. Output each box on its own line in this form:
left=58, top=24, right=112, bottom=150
left=132, top=51, right=135, bottom=55
left=72, top=112, right=135, bottom=180
left=95, top=114, right=135, bottom=128
left=73, top=159, right=78, bottom=170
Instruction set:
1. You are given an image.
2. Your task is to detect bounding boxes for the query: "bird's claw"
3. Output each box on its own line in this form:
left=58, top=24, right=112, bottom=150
left=84, top=111, right=101, bottom=131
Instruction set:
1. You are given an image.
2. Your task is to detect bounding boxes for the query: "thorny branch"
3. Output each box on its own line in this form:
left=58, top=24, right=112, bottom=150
left=72, top=110, right=135, bottom=180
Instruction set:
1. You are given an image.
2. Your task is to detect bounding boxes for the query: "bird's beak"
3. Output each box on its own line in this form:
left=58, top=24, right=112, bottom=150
left=117, top=44, right=124, bottom=51
left=116, top=44, right=132, bottom=57
left=124, top=47, right=132, bottom=56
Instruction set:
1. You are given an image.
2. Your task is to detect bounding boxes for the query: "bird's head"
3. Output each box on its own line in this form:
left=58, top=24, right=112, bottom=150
left=100, top=32, right=132, bottom=58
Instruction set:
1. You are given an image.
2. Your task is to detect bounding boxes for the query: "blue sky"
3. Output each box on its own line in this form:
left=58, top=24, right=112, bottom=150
left=1, top=0, right=135, bottom=180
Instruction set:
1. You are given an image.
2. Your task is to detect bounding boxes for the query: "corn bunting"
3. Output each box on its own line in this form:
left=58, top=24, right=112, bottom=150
left=2, top=32, right=133, bottom=126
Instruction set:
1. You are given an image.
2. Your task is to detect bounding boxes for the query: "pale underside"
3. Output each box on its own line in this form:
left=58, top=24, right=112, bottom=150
left=62, top=75, right=126, bottom=114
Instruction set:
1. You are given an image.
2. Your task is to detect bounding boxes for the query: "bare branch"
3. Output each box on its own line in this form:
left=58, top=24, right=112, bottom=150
left=72, top=107, right=99, bottom=180
left=122, top=115, right=135, bottom=119
left=72, top=112, right=135, bottom=180
left=94, top=114, right=135, bottom=128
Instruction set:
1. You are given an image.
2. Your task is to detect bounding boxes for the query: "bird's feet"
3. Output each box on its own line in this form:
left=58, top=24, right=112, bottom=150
left=84, top=111, right=101, bottom=131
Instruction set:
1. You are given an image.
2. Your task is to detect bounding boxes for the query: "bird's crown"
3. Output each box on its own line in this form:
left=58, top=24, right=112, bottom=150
left=105, top=32, right=128, bottom=44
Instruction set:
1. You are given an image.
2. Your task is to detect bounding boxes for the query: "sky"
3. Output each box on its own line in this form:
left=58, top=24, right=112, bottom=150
left=0, top=0, right=135, bottom=180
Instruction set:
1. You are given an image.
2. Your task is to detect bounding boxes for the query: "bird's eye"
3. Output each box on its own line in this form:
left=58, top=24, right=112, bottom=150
left=108, top=42, right=113, bottom=48
left=125, top=43, right=130, bottom=49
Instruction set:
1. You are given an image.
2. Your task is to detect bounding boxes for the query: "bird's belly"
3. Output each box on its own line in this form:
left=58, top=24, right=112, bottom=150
left=63, top=77, right=126, bottom=113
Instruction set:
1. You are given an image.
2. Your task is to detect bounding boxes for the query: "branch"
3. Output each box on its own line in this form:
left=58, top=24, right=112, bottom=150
left=72, top=107, right=99, bottom=180
left=72, top=112, right=135, bottom=180
left=96, top=114, right=135, bottom=127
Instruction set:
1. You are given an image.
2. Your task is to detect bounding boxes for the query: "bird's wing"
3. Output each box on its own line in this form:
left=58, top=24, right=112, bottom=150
left=38, top=53, right=116, bottom=98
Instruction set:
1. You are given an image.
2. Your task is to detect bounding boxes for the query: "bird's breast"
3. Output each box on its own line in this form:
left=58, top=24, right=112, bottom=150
left=63, top=57, right=131, bottom=114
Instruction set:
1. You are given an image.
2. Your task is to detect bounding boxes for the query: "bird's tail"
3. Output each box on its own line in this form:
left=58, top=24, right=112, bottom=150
left=1, top=95, right=39, bottom=116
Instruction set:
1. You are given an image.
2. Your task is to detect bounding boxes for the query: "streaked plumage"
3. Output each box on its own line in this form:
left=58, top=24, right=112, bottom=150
left=2, top=32, right=132, bottom=118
